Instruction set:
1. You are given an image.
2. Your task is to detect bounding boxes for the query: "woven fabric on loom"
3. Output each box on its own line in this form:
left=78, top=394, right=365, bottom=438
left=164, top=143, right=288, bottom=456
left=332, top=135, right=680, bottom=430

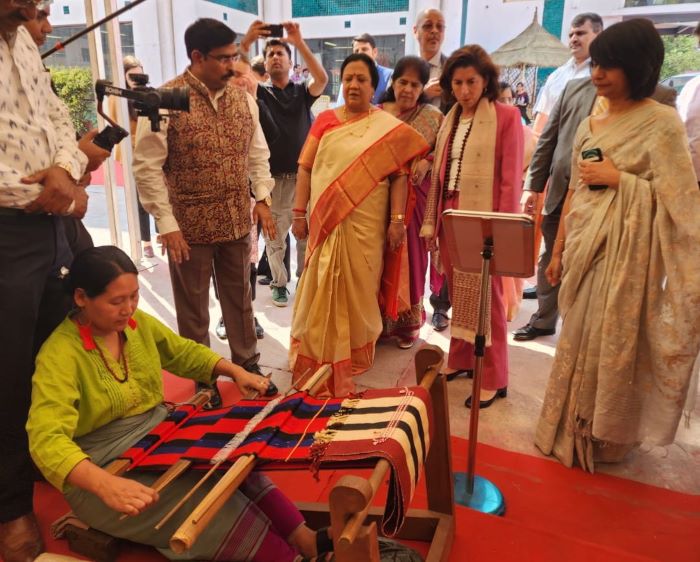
left=120, top=394, right=345, bottom=468
left=311, top=386, right=434, bottom=536
left=118, top=387, right=433, bottom=535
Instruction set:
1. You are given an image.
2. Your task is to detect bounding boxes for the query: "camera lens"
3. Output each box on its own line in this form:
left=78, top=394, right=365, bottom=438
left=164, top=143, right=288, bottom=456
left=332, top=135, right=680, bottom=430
left=158, top=86, right=190, bottom=112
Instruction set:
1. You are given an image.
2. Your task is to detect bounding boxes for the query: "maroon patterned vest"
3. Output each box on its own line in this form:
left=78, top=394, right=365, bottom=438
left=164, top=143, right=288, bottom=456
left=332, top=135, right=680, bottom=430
left=162, top=72, right=253, bottom=244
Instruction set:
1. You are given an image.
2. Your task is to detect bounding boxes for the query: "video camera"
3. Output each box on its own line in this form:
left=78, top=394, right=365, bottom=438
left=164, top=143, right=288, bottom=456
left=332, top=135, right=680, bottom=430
left=93, top=73, right=190, bottom=152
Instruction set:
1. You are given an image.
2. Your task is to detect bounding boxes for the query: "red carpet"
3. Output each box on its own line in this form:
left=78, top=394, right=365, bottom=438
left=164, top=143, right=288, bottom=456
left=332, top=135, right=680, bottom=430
left=29, top=375, right=700, bottom=562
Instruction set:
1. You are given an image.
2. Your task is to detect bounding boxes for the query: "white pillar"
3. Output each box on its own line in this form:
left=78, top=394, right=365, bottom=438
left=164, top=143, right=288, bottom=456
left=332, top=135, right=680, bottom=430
left=155, top=0, right=177, bottom=82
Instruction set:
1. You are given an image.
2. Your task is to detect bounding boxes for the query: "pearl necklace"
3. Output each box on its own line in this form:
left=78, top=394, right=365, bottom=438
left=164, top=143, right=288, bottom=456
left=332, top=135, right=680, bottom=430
left=444, top=106, right=474, bottom=199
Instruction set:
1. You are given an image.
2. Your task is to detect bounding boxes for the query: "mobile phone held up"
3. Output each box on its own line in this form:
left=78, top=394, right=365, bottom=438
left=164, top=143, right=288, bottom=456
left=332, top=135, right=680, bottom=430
left=581, top=147, right=607, bottom=191
left=265, top=24, right=284, bottom=38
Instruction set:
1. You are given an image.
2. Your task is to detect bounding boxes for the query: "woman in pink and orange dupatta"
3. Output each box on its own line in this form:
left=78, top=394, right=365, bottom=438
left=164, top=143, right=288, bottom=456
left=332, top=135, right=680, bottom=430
left=290, top=54, right=429, bottom=396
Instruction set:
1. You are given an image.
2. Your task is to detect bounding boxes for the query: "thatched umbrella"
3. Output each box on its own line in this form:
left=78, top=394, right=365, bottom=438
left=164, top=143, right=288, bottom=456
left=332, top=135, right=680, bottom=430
left=490, top=8, right=570, bottom=103
left=490, top=9, right=570, bottom=68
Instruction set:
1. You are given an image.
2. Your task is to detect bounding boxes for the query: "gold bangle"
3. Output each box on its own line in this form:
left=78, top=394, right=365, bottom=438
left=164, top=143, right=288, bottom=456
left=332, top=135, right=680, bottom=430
left=390, top=213, right=405, bottom=221
left=292, top=217, right=307, bottom=221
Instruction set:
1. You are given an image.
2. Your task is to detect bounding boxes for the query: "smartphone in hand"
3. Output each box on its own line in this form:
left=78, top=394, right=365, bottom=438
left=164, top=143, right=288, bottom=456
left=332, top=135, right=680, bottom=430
left=265, top=24, right=284, bottom=37
left=581, top=148, right=607, bottom=190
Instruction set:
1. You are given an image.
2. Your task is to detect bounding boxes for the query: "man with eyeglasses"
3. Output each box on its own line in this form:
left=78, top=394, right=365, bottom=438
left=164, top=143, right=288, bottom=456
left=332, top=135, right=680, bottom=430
left=0, top=0, right=98, bottom=558
left=413, top=8, right=452, bottom=332
left=133, top=18, right=276, bottom=406
left=413, top=8, right=447, bottom=110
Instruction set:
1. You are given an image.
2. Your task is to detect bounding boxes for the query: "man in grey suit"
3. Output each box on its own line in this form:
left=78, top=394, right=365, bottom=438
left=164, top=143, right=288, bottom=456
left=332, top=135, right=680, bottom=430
left=514, top=78, right=677, bottom=341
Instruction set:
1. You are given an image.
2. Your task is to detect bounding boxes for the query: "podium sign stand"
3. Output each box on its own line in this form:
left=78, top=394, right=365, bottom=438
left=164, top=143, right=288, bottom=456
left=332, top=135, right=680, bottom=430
left=441, top=210, right=534, bottom=515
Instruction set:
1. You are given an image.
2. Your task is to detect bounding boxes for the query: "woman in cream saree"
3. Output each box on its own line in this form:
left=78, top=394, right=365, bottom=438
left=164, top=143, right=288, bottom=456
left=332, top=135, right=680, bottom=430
left=289, top=54, right=429, bottom=396
left=535, top=20, right=700, bottom=472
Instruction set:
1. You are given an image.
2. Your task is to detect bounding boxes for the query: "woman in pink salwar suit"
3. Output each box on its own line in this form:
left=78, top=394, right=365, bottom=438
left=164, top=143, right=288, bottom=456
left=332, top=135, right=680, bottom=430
left=421, top=46, right=523, bottom=408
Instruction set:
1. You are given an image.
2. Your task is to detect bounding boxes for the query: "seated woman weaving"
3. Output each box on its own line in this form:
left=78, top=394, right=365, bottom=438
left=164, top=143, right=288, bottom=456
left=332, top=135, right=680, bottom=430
left=27, top=246, right=330, bottom=561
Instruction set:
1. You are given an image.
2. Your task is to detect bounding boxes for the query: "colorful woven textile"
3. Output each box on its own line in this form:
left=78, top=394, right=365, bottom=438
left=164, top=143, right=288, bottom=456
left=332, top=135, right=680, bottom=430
left=119, top=387, right=433, bottom=535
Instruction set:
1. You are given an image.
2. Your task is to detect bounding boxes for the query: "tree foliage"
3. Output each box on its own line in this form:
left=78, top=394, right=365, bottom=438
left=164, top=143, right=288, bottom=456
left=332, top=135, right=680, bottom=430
left=661, top=35, right=700, bottom=80
left=49, top=66, right=97, bottom=136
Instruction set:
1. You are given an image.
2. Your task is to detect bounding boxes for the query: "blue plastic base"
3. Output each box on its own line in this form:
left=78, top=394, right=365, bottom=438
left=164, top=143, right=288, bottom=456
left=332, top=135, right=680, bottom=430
left=453, top=473, right=506, bottom=516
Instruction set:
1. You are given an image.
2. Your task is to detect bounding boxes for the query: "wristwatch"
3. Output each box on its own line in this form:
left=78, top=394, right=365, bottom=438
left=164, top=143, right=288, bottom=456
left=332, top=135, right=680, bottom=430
left=257, top=195, right=272, bottom=206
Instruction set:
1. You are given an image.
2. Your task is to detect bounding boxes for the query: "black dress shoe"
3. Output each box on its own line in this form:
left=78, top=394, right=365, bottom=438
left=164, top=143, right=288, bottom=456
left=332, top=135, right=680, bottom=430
left=512, top=324, right=555, bottom=341
left=431, top=310, right=449, bottom=332
left=197, top=381, right=222, bottom=409
left=254, top=317, right=265, bottom=339
left=522, top=286, right=537, bottom=299
left=258, top=276, right=272, bottom=286
left=444, top=368, right=473, bottom=381
left=215, top=317, right=227, bottom=340
left=465, top=387, right=507, bottom=409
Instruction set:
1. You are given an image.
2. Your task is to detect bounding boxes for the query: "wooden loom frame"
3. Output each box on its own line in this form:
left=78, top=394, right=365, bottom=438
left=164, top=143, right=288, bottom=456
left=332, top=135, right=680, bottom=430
left=58, top=345, right=454, bottom=562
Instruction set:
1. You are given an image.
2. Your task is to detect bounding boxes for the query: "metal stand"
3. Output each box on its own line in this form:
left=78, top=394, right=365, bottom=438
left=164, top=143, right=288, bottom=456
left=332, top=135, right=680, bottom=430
left=452, top=237, right=505, bottom=515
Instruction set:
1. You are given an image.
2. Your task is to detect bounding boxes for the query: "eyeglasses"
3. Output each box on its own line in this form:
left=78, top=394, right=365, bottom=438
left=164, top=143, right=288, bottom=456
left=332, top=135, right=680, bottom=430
left=206, top=53, right=239, bottom=65
left=421, top=22, right=445, bottom=32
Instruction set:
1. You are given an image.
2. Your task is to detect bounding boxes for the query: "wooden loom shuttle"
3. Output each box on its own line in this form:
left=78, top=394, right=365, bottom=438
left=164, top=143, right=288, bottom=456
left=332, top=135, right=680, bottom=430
left=169, top=364, right=333, bottom=553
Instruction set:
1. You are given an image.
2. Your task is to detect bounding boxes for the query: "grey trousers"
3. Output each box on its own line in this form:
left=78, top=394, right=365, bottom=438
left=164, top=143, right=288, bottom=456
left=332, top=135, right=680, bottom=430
left=266, top=175, right=307, bottom=288
left=529, top=212, right=561, bottom=331
left=169, top=237, right=258, bottom=366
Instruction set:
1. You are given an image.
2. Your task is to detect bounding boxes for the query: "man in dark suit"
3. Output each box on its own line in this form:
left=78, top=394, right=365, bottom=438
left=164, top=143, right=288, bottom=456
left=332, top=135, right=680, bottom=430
left=514, top=78, right=677, bottom=341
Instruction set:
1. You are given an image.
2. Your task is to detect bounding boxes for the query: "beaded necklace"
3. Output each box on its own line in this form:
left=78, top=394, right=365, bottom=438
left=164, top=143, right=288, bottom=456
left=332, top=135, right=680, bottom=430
left=443, top=106, right=475, bottom=199
left=94, top=332, right=129, bottom=383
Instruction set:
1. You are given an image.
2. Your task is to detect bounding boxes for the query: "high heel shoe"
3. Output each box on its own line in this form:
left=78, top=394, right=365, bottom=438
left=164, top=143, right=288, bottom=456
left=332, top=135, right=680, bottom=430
left=465, top=387, right=507, bottom=409
left=444, top=369, right=473, bottom=382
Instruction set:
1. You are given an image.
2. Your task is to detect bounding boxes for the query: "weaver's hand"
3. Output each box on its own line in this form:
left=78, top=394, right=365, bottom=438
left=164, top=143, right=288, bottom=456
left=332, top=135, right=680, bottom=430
left=387, top=222, right=406, bottom=251
left=95, top=473, right=159, bottom=516
left=236, top=370, right=271, bottom=396
left=545, top=253, right=563, bottom=287
left=160, top=230, right=191, bottom=264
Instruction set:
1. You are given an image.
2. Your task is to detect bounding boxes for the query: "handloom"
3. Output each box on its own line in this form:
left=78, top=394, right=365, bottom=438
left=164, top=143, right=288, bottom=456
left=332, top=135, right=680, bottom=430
left=118, top=386, right=433, bottom=537
left=55, top=346, right=455, bottom=562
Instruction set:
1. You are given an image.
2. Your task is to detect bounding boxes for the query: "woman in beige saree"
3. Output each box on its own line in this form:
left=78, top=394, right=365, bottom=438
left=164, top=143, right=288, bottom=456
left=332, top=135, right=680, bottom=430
left=290, top=54, right=429, bottom=396
left=535, top=20, right=700, bottom=472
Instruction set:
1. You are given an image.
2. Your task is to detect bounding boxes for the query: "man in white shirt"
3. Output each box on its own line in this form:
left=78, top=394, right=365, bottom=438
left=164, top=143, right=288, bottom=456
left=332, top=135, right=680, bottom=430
left=678, top=23, right=700, bottom=184
left=413, top=8, right=446, bottom=110
left=133, top=18, right=276, bottom=406
left=0, top=0, right=104, bottom=558
left=532, top=13, right=603, bottom=136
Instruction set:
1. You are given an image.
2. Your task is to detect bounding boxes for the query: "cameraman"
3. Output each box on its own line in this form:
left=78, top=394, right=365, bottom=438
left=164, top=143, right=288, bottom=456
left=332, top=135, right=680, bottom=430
left=133, top=18, right=275, bottom=405
left=0, top=1, right=105, bottom=558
